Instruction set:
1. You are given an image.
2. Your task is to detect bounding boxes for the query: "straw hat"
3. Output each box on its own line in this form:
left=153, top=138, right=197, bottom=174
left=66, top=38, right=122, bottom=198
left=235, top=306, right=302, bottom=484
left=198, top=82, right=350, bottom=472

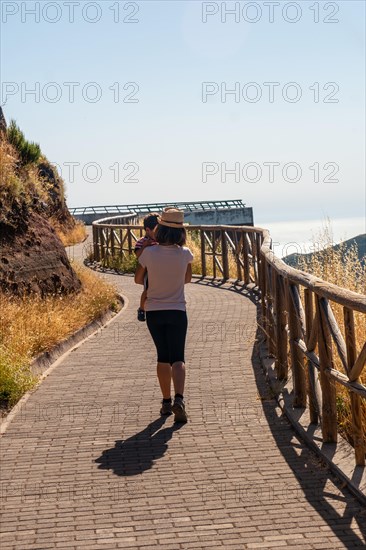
left=158, top=207, right=187, bottom=228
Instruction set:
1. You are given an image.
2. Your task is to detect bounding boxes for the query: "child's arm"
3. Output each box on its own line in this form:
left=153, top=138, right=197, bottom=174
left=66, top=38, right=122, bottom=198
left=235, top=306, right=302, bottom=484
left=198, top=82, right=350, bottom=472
left=135, top=238, right=154, bottom=258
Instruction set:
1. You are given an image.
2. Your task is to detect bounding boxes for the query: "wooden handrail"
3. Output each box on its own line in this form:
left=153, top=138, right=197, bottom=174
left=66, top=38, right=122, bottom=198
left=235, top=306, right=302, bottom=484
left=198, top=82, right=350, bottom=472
left=91, top=219, right=366, bottom=466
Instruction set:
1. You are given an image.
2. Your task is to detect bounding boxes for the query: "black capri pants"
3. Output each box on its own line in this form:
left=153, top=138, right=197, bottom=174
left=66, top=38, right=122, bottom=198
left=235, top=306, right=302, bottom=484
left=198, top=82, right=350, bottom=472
left=146, top=310, right=188, bottom=365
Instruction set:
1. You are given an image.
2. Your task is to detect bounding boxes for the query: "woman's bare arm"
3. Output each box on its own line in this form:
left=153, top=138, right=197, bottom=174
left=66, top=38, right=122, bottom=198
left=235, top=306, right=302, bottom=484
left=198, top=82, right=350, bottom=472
left=185, top=263, right=192, bottom=284
left=135, top=264, right=147, bottom=285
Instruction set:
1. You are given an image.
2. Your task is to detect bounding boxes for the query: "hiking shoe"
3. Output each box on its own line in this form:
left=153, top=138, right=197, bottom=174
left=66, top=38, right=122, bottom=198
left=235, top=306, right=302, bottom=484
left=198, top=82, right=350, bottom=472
left=160, top=400, right=172, bottom=416
left=172, top=397, right=188, bottom=423
left=137, top=308, right=146, bottom=322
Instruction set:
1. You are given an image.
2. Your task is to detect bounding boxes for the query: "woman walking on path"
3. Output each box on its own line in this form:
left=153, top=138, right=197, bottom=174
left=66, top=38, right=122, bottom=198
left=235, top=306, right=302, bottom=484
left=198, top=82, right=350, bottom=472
left=134, top=207, right=193, bottom=423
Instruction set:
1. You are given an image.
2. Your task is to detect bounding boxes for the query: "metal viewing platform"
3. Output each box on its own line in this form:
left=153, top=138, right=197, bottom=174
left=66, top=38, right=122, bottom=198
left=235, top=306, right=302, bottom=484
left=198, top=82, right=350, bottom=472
left=69, top=199, right=254, bottom=226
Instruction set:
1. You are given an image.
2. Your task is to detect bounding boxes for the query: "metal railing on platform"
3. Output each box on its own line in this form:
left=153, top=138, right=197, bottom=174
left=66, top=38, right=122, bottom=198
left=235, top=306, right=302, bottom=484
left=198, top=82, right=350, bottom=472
left=69, top=199, right=245, bottom=216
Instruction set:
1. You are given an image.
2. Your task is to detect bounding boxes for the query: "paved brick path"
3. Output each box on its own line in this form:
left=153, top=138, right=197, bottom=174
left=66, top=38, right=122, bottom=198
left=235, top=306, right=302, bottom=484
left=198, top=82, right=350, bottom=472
left=0, top=234, right=365, bottom=549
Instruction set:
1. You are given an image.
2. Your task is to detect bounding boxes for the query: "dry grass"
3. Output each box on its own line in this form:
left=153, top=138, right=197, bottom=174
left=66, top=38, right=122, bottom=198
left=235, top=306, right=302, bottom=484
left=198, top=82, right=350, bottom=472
left=0, top=141, right=26, bottom=202
left=0, top=135, right=82, bottom=246
left=0, top=263, right=119, bottom=408
left=186, top=232, right=204, bottom=275
left=0, top=140, right=17, bottom=182
left=0, top=140, right=50, bottom=207
left=296, top=225, right=366, bottom=451
left=99, top=230, right=240, bottom=278
left=101, top=253, right=138, bottom=273
left=55, top=219, right=87, bottom=246
left=186, top=232, right=239, bottom=278
left=0, top=129, right=117, bottom=410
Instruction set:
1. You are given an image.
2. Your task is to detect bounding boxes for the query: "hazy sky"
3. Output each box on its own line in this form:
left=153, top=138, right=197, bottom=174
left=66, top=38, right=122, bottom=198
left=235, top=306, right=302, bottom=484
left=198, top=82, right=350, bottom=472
left=1, top=1, right=365, bottom=223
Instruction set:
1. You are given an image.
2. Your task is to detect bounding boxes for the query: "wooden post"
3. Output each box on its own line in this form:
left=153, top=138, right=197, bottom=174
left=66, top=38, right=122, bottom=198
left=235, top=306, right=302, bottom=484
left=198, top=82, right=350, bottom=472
left=316, top=296, right=337, bottom=442
left=249, top=232, right=258, bottom=285
left=200, top=230, right=206, bottom=277
left=348, top=342, right=366, bottom=382
left=234, top=230, right=242, bottom=281
left=106, top=228, right=110, bottom=258
left=259, top=254, right=267, bottom=336
left=221, top=231, right=230, bottom=280
left=304, top=289, right=321, bottom=424
left=111, top=228, right=115, bottom=257
left=274, top=273, right=288, bottom=379
left=266, top=264, right=275, bottom=357
left=127, top=228, right=132, bottom=255
left=100, top=229, right=105, bottom=261
left=255, top=232, right=261, bottom=286
left=255, top=232, right=261, bottom=288
left=92, top=224, right=99, bottom=262
left=212, top=231, right=217, bottom=279
left=344, top=307, right=365, bottom=466
left=243, top=232, right=250, bottom=284
left=249, top=232, right=255, bottom=259
left=287, top=282, right=307, bottom=407
left=257, top=234, right=265, bottom=327
left=119, top=228, right=123, bottom=259
left=271, top=267, right=277, bottom=357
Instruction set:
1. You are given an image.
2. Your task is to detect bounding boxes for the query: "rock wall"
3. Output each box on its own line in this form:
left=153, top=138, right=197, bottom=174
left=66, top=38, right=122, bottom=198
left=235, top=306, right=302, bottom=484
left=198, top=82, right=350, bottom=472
left=0, top=107, right=82, bottom=297
left=0, top=211, right=82, bottom=297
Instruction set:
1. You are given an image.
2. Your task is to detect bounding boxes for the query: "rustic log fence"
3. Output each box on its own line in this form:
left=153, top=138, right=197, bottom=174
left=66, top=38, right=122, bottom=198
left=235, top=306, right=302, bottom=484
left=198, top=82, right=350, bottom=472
left=92, top=218, right=366, bottom=466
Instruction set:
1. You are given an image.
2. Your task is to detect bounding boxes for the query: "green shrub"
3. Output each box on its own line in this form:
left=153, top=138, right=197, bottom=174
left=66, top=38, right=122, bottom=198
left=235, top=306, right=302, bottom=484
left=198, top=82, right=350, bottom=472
left=7, top=120, right=41, bottom=166
left=102, top=253, right=138, bottom=273
left=0, top=347, right=36, bottom=408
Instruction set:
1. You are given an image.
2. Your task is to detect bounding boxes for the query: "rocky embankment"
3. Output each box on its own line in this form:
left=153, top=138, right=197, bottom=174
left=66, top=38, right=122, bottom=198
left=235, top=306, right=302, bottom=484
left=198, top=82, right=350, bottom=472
left=0, top=210, right=81, bottom=296
left=0, top=107, right=82, bottom=296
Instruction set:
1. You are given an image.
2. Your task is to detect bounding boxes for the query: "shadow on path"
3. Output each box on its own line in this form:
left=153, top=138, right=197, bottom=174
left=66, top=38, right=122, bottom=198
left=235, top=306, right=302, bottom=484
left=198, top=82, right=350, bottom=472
left=95, top=416, right=184, bottom=476
left=96, top=279, right=365, bottom=547
left=192, top=278, right=260, bottom=307
left=250, top=322, right=366, bottom=548
left=195, top=279, right=366, bottom=547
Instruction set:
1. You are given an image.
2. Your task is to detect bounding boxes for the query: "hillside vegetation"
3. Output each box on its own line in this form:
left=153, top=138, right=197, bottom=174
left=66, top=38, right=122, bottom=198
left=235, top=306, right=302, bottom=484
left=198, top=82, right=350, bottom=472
left=0, top=115, right=85, bottom=245
left=292, top=225, right=365, bottom=451
left=283, top=233, right=366, bottom=269
left=0, top=110, right=118, bottom=409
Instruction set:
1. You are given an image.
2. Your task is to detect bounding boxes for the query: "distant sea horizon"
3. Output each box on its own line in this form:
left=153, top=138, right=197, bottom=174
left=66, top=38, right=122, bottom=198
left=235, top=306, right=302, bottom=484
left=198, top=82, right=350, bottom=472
left=255, top=217, right=365, bottom=259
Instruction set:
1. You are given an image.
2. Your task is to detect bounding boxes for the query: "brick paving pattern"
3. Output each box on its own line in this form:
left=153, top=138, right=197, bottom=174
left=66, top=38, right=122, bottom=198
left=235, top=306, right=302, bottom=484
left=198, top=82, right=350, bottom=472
left=0, top=235, right=365, bottom=549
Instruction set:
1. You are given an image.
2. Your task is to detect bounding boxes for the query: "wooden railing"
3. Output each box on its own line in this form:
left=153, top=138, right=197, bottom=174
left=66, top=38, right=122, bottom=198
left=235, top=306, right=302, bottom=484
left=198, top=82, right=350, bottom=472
left=92, top=219, right=366, bottom=466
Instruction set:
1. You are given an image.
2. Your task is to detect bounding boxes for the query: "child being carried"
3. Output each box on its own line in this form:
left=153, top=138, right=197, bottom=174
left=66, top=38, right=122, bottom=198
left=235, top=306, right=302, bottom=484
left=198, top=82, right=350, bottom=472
left=134, top=213, right=159, bottom=321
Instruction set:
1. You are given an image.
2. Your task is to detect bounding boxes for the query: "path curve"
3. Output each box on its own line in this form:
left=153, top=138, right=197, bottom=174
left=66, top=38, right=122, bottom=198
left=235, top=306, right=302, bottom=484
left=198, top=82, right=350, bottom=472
left=0, top=232, right=365, bottom=549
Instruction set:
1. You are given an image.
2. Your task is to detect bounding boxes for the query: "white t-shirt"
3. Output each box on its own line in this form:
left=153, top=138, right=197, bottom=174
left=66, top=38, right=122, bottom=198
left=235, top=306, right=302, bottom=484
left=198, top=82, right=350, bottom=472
left=138, top=245, right=194, bottom=311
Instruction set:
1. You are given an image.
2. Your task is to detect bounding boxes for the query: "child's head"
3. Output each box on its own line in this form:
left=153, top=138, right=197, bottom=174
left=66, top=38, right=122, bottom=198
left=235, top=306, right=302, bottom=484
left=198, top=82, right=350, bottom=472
left=143, top=213, right=159, bottom=238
